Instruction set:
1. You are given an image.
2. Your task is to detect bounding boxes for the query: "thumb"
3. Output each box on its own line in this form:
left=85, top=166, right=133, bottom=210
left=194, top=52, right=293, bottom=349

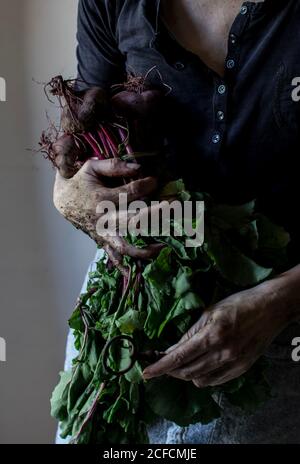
left=54, top=168, right=68, bottom=187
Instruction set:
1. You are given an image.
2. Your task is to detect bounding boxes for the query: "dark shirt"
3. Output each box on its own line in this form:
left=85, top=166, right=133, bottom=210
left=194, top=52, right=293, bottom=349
left=77, top=0, right=300, bottom=259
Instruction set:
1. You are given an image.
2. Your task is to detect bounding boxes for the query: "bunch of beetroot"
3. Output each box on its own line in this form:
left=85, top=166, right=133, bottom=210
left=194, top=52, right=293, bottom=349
left=40, top=73, right=165, bottom=180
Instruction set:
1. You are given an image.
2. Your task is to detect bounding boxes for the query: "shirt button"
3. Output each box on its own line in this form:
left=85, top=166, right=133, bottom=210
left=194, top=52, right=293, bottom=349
left=212, top=133, right=221, bottom=144
left=240, top=5, right=248, bottom=15
left=226, top=59, right=235, bottom=69
left=174, top=61, right=185, bottom=70
left=230, top=33, right=237, bottom=45
left=218, top=84, right=226, bottom=95
left=217, top=110, right=225, bottom=121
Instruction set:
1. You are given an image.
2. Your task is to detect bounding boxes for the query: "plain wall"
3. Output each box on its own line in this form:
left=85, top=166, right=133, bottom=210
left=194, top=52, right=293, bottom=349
left=0, top=0, right=95, bottom=443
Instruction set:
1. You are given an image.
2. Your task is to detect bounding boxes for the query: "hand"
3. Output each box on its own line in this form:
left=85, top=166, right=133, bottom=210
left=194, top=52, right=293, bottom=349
left=53, top=158, right=162, bottom=271
left=143, top=279, right=292, bottom=387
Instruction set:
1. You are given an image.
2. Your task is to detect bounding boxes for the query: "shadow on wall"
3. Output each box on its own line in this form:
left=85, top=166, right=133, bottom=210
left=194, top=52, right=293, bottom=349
left=0, top=0, right=95, bottom=444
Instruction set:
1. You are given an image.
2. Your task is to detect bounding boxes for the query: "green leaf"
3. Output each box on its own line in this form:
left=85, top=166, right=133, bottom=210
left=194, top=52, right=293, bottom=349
left=208, top=228, right=273, bottom=287
left=68, top=365, right=90, bottom=413
left=50, top=371, right=72, bottom=421
left=211, top=201, right=256, bottom=229
left=125, top=362, right=143, bottom=384
left=158, top=292, right=203, bottom=336
left=69, top=308, right=84, bottom=332
left=239, top=220, right=259, bottom=250
left=143, top=247, right=173, bottom=289
left=159, top=179, right=190, bottom=200
left=145, top=377, right=220, bottom=426
left=174, top=267, right=193, bottom=297
left=158, top=235, right=198, bottom=260
left=116, top=309, right=146, bottom=334
left=256, top=214, right=290, bottom=249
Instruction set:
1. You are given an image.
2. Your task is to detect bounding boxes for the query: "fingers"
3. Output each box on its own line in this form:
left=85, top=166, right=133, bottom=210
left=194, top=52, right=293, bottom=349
left=110, top=176, right=158, bottom=203
left=192, top=361, right=246, bottom=388
left=103, top=244, right=129, bottom=277
left=104, top=236, right=164, bottom=259
left=103, top=203, right=162, bottom=236
left=80, top=158, right=142, bottom=179
left=142, top=325, right=212, bottom=379
left=167, top=348, right=236, bottom=381
left=165, top=313, right=213, bottom=355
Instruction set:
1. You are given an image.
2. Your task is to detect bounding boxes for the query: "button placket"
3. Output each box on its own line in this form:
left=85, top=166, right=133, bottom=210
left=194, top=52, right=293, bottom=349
left=218, top=84, right=226, bottom=95
left=217, top=110, right=225, bottom=121
left=225, top=2, right=250, bottom=79
left=212, top=77, right=227, bottom=147
left=211, top=3, right=250, bottom=148
left=240, top=5, right=248, bottom=16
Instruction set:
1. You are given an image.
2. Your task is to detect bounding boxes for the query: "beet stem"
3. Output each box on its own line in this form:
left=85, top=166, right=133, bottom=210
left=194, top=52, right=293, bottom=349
left=82, top=133, right=104, bottom=160
left=97, top=128, right=113, bottom=159
left=101, top=126, right=118, bottom=156
left=117, top=127, right=133, bottom=155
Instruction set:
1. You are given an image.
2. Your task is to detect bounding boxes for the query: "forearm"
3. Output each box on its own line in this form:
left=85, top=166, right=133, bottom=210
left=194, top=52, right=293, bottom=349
left=269, top=264, right=300, bottom=324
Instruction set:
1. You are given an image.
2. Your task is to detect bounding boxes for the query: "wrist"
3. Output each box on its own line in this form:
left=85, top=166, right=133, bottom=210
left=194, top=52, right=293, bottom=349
left=267, top=266, right=300, bottom=325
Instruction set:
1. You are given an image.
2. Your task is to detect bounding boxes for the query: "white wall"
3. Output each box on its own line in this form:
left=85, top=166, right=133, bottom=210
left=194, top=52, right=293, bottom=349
left=0, top=0, right=95, bottom=443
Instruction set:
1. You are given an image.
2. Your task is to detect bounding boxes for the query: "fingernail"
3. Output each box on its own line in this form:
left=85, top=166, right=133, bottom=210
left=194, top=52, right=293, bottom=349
left=126, top=162, right=141, bottom=170
left=142, top=370, right=152, bottom=380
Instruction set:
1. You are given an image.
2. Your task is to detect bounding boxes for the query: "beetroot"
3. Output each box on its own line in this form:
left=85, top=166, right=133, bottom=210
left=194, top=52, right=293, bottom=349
left=112, top=89, right=162, bottom=118
left=61, top=104, right=83, bottom=134
left=51, top=134, right=83, bottom=179
left=78, top=87, right=110, bottom=128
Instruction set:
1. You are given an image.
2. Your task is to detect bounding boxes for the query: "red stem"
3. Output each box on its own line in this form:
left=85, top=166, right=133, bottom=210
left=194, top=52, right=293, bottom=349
left=97, top=128, right=112, bottom=158
left=117, top=127, right=134, bottom=155
left=73, top=382, right=106, bottom=443
left=82, top=133, right=104, bottom=160
left=101, top=126, right=118, bottom=156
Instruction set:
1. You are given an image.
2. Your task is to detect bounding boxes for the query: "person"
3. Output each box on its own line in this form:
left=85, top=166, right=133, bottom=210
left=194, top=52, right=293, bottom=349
left=54, top=0, right=300, bottom=443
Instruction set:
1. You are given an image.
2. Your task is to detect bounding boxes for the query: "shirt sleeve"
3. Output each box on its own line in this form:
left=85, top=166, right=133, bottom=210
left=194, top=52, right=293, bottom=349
left=76, top=0, right=125, bottom=91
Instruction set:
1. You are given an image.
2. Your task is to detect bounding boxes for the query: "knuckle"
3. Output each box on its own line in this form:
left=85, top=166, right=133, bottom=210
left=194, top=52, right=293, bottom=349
left=214, top=318, right=231, bottom=341
left=173, top=351, right=186, bottom=369
left=118, top=242, right=126, bottom=254
left=127, top=182, right=140, bottom=197
left=83, top=159, right=93, bottom=171
left=181, top=368, right=193, bottom=380
left=222, top=344, right=238, bottom=362
left=193, top=378, right=206, bottom=389
left=108, top=158, right=120, bottom=170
